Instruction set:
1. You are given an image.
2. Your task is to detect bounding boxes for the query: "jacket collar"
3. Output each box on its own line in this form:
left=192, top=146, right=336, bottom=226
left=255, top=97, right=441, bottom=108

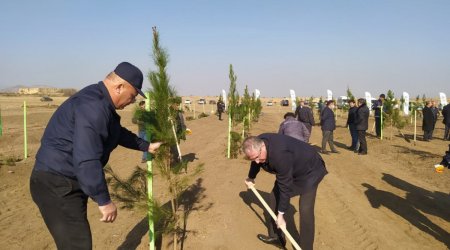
left=98, top=81, right=118, bottom=114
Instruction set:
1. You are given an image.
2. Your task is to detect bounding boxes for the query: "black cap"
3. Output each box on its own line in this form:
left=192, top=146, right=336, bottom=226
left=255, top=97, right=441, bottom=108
left=114, top=62, right=146, bottom=98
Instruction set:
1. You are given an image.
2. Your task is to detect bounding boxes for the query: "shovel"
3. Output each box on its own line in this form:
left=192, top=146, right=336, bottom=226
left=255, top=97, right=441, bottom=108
left=249, top=185, right=302, bottom=250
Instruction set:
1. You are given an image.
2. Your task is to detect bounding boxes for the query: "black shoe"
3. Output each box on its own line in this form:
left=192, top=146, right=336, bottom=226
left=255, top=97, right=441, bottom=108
left=257, top=234, right=285, bottom=249
left=331, top=150, right=340, bottom=154
left=320, top=150, right=329, bottom=155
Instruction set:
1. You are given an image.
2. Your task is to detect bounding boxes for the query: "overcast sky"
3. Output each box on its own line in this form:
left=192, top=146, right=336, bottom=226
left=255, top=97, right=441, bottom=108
left=1, top=0, right=449, bottom=99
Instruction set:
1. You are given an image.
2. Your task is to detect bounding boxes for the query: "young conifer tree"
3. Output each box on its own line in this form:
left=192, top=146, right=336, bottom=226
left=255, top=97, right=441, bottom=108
left=242, top=85, right=252, bottom=137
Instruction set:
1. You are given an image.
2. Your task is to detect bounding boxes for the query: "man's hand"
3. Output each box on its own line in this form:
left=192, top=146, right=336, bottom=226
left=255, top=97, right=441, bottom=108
left=148, top=142, right=163, bottom=154
left=99, top=202, right=117, bottom=223
left=244, top=178, right=255, bottom=189
left=276, top=213, right=286, bottom=228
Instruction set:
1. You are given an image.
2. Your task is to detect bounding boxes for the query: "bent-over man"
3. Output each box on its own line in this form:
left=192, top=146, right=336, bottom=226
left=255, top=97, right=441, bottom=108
left=243, top=134, right=327, bottom=250
left=30, top=62, right=162, bottom=249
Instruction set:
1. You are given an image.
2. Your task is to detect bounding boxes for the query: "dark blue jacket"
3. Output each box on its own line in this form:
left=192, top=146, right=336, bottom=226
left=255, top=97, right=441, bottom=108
left=248, top=133, right=327, bottom=213
left=34, top=82, right=149, bottom=205
left=346, top=106, right=357, bottom=126
left=320, top=107, right=336, bottom=131
left=372, top=99, right=384, bottom=118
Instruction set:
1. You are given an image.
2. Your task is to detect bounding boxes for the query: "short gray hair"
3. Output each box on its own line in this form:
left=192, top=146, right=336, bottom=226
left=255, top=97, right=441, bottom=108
left=242, top=136, right=264, bottom=155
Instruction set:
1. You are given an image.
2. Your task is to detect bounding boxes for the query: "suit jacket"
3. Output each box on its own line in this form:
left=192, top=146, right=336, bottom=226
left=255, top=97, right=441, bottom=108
left=295, top=106, right=315, bottom=127
left=443, top=104, right=450, bottom=126
left=422, top=106, right=434, bottom=131
left=355, top=104, right=370, bottom=131
left=320, top=107, right=336, bottom=131
left=346, top=106, right=357, bottom=126
left=248, top=133, right=328, bottom=213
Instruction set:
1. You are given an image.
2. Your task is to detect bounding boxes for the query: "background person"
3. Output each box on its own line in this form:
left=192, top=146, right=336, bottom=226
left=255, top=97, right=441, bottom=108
left=372, top=94, right=385, bottom=138
left=422, top=101, right=434, bottom=141
left=320, top=100, right=338, bottom=154
left=243, top=134, right=327, bottom=250
left=278, top=112, right=310, bottom=142
left=295, top=100, right=315, bottom=142
left=346, top=100, right=358, bottom=151
left=355, top=98, right=370, bottom=155
left=217, top=97, right=225, bottom=120
left=431, top=100, right=439, bottom=138
left=29, top=62, right=162, bottom=249
left=443, top=103, right=450, bottom=140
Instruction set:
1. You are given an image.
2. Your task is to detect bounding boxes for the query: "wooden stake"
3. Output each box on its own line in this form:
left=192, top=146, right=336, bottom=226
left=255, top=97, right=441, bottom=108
left=24, top=101, right=27, bottom=159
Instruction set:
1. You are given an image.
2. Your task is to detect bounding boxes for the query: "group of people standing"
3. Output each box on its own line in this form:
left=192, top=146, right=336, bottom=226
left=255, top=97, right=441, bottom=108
left=345, top=98, right=370, bottom=154
left=422, top=100, right=445, bottom=141
left=278, top=98, right=371, bottom=155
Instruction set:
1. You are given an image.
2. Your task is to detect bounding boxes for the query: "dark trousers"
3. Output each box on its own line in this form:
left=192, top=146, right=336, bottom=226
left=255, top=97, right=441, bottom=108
left=218, top=111, right=223, bottom=120
left=268, top=183, right=318, bottom=250
left=423, top=130, right=433, bottom=141
left=375, top=117, right=382, bottom=137
left=321, top=130, right=337, bottom=152
left=349, top=124, right=358, bottom=149
left=358, top=130, right=367, bottom=154
left=445, top=125, right=450, bottom=140
left=30, top=170, right=92, bottom=250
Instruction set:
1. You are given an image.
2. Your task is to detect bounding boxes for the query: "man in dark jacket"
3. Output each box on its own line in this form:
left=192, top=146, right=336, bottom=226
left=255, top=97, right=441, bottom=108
left=30, top=62, right=162, bottom=249
left=372, top=94, right=385, bottom=138
left=346, top=100, right=358, bottom=151
left=217, top=98, right=225, bottom=120
left=295, top=101, right=315, bottom=141
left=243, top=134, right=327, bottom=250
left=355, top=98, right=370, bottom=155
left=320, top=100, right=338, bottom=154
left=422, top=101, right=435, bottom=141
left=443, top=103, right=450, bottom=140
left=431, top=100, right=439, bottom=138
left=278, top=112, right=310, bottom=142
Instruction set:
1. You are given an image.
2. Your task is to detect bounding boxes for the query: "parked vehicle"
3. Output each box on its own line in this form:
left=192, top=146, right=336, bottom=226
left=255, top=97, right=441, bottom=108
left=40, top=96, right=53, bottom=102
left=209, top=100, right=217, bottom=105
left=184, top=99, right=192, bottom=104
left=198, top=98, right=206, bottom=104
left=280, top=99, right=289, bottom=106
left=266, top=100, right=273, bottom=106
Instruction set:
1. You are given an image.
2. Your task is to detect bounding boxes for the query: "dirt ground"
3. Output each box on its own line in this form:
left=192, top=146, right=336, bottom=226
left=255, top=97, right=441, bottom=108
left=0, top=96, right=449, bottom=250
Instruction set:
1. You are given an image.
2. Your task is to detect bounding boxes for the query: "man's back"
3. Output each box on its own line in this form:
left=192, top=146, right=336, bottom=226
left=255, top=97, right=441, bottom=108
left=295, top=106, right=315, bottom=125
left=278, top=117, right=310, bottom=142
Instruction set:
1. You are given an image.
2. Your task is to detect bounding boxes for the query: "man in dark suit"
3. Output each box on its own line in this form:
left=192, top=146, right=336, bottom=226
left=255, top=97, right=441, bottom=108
left=355, top=98, right=370, bottom=155
left=243, top=134, right=328, bottom=250
left=422, top=101, right=434, bottom=141
left=320, top=100, right=338, bottom=154
left=346, top=100, right=358, bottom=151
left=372, top=94, right=385, bottom=138
left=443, top=103, right=450, bottom=140
left=295, top=100, right=315, bottom=142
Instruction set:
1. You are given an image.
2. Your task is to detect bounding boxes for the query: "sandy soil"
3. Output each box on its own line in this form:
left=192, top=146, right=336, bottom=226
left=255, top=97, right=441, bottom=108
left=0, top=96, right=449, bottom=250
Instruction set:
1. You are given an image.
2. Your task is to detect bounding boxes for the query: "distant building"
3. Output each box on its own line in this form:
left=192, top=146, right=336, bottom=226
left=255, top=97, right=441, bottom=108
left=18, top=87, right=77, bottom=96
